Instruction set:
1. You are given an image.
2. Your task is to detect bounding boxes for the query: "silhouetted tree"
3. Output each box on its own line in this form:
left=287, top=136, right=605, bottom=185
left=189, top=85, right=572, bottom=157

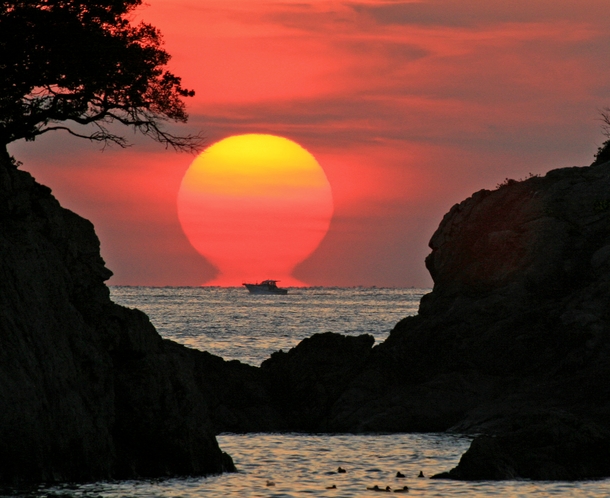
left=0, top=0, right=201, bottom=152
left=593, top=107, right=610, bottom=165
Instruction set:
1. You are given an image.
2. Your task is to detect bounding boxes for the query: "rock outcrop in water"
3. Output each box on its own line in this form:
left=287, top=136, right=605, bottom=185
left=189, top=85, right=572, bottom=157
left=261, top=332, right=375, bottom=431
left=431, top=412, right=610, bottom=480
left=0, top=149, right=234, bottom=485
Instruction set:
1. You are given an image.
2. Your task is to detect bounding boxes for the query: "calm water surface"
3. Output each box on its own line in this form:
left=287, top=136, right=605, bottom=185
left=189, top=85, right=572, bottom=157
left=34, top=433, right=607, bottom=498
left=109, top=286, right=425, bottom=366
left=20, top=287, right=609, bottom=497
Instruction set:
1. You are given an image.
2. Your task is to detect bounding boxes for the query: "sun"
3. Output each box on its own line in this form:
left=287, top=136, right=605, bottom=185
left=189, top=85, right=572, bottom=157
left=177, top=134, right=334, bottom=286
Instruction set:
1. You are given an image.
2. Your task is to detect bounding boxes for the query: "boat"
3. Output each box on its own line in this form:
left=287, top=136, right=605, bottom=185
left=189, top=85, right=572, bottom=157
left=243, top=279, right=288, bottom=295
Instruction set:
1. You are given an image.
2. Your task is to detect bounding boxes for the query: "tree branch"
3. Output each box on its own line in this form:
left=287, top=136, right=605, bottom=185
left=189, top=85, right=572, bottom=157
left=0, top=2, right=202, bottom=152
left=37, top=126, right=130, bottom=147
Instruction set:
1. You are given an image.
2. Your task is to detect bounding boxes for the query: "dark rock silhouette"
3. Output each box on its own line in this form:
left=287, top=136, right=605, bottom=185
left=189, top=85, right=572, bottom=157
left=5, top=140, right=610, bottom=484
left=261, top=332, right=375, bottom=431
left=187, top=348, right=286, bottom=433
left=188, top=158, right=610, bottom=479
left=0, top=150, right=234, bottom=484
left=207, top=158, right=610, bottom=479
left=322, top=159, right=610, bottom=479
left=431, top=412, right=610, bottom=480
left=324, top=160, right=610, bottom=436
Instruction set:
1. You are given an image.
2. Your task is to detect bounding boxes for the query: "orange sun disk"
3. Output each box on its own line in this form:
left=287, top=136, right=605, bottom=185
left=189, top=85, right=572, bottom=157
left=177, top=134, right=334, bottom=286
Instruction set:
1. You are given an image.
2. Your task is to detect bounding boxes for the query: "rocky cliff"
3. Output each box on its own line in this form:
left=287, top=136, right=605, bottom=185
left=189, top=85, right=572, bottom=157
left=320, top=160, right=610, bottom=436
left=0, top=149, right=234, bottom=485
left=317, top=158, right=610, bottom=480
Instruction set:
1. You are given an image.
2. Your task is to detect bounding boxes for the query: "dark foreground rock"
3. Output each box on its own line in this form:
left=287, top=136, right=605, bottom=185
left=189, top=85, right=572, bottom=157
left=432, top=412, right=610, bottom=480
left=261, top=332, right=375, bottom=431
left=0, top=149, right=234, bottom=484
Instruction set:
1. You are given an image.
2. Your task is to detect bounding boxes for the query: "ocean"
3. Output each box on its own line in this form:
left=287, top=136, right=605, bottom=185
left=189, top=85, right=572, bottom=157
left=26, top=287, right=610, bottom=497
left=109, top=286, right=426, bottom=366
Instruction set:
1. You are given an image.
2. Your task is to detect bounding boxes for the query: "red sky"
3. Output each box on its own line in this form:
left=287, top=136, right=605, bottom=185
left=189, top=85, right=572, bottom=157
left=9, top=0, right=610, bottom=287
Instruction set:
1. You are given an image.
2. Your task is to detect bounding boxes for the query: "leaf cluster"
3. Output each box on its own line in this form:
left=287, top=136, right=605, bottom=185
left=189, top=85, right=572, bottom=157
left=0, top=0, right=202, bottom=151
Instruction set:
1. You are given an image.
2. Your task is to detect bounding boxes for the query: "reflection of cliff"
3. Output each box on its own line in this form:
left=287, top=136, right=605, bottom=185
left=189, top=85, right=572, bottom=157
left=0, top=150, right=233, bottom=484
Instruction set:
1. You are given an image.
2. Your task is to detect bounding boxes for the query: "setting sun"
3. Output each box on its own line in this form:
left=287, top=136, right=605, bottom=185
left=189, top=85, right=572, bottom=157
left=177, top=134, right=333, bottom=286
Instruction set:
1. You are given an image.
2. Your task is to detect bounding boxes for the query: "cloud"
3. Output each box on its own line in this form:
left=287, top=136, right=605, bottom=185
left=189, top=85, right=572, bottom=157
left=350, top=0, right=610, bottom=28
left=11, top=0, right=610, bottom=286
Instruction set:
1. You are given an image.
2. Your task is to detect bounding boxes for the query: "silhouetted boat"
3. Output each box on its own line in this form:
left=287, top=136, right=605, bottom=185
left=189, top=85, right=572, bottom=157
left=243, top=279, right=288, bottom=295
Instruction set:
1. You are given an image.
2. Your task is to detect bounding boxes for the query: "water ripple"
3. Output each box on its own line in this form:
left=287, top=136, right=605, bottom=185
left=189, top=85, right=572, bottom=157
left=33, top=433, right=610, bottom=497
left=110, top=287, right=426, bottom=366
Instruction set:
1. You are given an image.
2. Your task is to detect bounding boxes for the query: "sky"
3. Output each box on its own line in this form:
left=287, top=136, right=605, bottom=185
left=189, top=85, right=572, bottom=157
left=8, top=0, right=610, bottom=287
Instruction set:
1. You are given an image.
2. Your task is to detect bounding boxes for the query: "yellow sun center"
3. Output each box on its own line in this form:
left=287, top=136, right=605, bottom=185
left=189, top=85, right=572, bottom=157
left=177, top=134, right=334, bottom=286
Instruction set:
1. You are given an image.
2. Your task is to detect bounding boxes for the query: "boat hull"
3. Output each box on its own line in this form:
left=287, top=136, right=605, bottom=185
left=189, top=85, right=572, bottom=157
left=244, top=283, right=288, bottom=295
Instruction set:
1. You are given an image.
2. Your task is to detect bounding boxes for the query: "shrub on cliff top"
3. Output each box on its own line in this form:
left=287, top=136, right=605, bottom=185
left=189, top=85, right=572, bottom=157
left=593, top=107, right=610, bottom=166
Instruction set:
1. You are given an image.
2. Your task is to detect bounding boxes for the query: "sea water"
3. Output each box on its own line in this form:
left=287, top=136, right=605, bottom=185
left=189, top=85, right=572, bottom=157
left=24, top=287, right=610, bottom=497
left=109, top=286, right=425, bottom=366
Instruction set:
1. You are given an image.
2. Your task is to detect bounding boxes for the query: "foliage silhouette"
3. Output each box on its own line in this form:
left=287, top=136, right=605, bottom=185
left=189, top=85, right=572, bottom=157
left=593, top=107, right=610, bottom=165
left=0, top=0, right=201, bottom=151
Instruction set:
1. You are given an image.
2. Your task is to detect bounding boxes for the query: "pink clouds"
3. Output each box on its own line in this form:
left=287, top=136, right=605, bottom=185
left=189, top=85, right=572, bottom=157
left=8, top=0, right=610, bottom=287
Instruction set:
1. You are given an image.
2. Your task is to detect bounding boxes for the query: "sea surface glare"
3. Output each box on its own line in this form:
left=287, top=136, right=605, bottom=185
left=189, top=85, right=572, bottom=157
left=29, top=287, right=610, bottom=497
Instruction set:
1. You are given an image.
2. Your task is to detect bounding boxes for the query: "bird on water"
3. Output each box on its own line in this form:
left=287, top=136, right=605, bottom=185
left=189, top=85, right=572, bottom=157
left=366, top=485, right=392, bottom=492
